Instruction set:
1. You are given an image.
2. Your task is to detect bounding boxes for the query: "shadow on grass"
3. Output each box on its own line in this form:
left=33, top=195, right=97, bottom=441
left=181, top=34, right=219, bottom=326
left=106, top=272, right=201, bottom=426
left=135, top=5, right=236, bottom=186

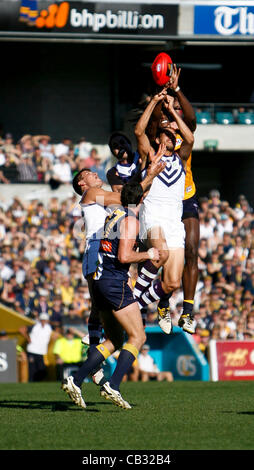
left=0, top=400, right=113, bottom=413
left=222, top=410, right=254, bottom=415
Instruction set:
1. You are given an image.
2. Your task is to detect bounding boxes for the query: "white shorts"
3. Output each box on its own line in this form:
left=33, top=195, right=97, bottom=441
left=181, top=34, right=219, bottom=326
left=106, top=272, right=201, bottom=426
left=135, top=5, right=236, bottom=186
left=140, top=206, right=185, bottom=249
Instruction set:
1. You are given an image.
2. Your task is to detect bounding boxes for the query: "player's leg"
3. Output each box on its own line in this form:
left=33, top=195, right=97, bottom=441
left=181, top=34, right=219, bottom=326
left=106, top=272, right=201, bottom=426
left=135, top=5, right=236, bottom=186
left=62, top=312, right=118, bottom=409
left=158, top=247, right=185, bottom=333
left=101, top=300, right=146, bottom=409
left=179, top=215, right=200, bottom=334
left=134, top=228, right=168, bottom=300
left=72, top=311, right=122, bottom=389
left=86, top=273, right=103, bottom=349
left=135, top=227, right=170, bottom=328
left=85, top=273, right=106, bottom=385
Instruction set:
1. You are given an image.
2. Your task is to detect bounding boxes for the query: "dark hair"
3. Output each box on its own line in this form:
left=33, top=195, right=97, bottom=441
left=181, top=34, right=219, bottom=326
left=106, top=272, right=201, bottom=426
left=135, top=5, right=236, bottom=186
left=156, top=127, right=176, bottom=148
left=120, top=182, right=143, bottom=207
left=108, top=131, right=131, bottom=151
left=72, top=168, right=91, bottom=195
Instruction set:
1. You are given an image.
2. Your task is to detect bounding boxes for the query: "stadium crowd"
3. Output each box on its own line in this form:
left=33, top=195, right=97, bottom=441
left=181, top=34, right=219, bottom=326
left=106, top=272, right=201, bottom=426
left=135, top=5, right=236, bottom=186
left=0, top=133, right=109, bottom=186
left=0, top=131, right=254, bottom=372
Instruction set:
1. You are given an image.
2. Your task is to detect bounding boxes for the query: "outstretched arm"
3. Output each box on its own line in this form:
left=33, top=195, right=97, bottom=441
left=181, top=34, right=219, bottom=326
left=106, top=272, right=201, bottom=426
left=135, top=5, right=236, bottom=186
left=164, top=95, right=194, bottom=162
left=168, top=64, right=197, bottom=132
left=134, top=88, right=168, bottom=166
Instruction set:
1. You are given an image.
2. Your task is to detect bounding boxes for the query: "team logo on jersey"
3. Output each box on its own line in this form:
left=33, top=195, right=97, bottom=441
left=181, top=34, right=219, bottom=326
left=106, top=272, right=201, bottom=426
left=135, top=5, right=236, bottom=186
left=101, top=240, right=112, bottom=252
left=157, top=156, right=185, bottom=188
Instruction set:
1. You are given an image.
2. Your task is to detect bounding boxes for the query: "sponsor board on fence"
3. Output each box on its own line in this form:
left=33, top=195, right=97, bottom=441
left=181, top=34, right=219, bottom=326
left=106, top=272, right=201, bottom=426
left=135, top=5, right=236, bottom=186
left=0, top=1, right=178, bottom=40
left=209, top=339, right=254, bottom=381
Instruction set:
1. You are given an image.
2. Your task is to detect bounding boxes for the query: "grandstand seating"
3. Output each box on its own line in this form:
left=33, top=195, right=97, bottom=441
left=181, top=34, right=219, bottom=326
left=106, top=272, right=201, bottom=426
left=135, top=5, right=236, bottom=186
left=196, top=111, right=213, bottom=124
left=215, top=112, right=234, bottom=125
left=238, top=112, right=254, bottom=125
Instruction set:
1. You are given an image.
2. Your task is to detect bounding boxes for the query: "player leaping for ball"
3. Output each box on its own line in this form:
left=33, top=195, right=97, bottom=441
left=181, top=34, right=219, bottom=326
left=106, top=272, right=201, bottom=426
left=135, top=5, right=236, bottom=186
left=147, top=63, right=199, bottom=334
left=62, top=148, right=166, bottom=410
left=133, top=88, right=194, bottom=335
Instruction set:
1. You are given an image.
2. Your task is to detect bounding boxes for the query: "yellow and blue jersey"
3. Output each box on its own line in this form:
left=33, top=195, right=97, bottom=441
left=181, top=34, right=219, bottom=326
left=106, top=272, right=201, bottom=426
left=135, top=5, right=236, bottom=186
left=175, top=134, right=196, bottom=200
left=94, top=206, right=138, bottom=282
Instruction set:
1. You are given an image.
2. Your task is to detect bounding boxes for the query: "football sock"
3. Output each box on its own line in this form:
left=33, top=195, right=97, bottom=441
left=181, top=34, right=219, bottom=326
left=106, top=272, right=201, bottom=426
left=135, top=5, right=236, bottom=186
left=138, top=279, right=168, bottom=309
left=88, top=318, right=103, bottom=348
left=133, top=260, right=159, bottom=300
left=183, top=299, right=194, bottom=317
left=141, top=307, right=148, bottom=327
left=158, top=291, right=173, bottom=309
left=73, top=344, right=111, bottom=388
left=109, top=343, right=139, bottom=391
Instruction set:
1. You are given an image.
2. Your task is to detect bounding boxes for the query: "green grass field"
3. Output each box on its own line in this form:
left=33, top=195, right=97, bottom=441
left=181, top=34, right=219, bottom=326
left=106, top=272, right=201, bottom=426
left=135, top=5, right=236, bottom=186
left=0, top=381, right=253, bottom=451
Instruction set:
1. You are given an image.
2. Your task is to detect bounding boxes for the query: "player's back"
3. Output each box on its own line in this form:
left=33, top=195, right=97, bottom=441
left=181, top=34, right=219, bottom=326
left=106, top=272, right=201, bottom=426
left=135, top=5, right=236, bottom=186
left=94, top=206, right=137, bottom=281
left=80, top=201, right=108, bottom=242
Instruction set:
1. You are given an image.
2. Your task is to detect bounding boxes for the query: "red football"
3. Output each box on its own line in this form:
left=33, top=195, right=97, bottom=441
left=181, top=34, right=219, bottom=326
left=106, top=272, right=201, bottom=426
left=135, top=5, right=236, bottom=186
left=151, top=52, right=173, bottom=86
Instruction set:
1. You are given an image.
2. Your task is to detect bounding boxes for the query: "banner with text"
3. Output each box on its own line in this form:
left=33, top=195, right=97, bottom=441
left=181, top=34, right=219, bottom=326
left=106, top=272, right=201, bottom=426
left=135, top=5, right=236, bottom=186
left=0, top=1, right=178, bottom=40
left=209, top=340, right=254, bottom=381
left=194, top=5, right=254, bottom=37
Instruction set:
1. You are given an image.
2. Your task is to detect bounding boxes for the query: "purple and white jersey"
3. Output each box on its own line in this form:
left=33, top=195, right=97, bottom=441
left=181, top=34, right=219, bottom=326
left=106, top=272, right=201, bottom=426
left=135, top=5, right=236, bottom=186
left=140, top=153, right=186, bottom=248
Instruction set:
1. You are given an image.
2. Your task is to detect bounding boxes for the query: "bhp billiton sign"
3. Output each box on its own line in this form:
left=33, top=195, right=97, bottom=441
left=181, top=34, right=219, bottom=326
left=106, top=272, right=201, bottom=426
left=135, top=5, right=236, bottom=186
left=209, top=340, right=254, bottom=381
left=0, top=1, right=178, bottom=39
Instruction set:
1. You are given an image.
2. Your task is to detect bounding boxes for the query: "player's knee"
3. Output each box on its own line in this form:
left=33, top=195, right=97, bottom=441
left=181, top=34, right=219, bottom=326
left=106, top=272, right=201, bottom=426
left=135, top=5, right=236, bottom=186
left=163, top=279, right=181, bottom=293
left=130, top=330, right=146, bottom=351
left=160, top=250, right=169, bottom=265
left=141, top=331, right=147, bottom=347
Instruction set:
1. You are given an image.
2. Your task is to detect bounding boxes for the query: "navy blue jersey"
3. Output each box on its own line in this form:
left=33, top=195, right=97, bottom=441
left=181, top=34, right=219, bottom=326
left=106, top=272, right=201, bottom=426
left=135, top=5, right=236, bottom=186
left=107, top=151, right=140, bottom=186
left=94, top=206, right=138, bottom=282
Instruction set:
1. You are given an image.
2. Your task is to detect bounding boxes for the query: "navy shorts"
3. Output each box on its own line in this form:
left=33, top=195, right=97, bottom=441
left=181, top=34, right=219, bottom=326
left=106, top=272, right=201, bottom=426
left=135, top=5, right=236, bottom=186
left=93, top=278, right=136, bottom=312
left=82, top=238, right=100, bottom=278
left=182, top=194, right=199, bottom=220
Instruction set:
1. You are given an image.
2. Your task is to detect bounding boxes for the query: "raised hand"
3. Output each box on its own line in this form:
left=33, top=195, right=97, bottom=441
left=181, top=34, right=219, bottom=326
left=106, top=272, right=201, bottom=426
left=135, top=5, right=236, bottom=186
left=147, top=144, right=166, bottom=176
left=169, top=64, right=181, bottom=90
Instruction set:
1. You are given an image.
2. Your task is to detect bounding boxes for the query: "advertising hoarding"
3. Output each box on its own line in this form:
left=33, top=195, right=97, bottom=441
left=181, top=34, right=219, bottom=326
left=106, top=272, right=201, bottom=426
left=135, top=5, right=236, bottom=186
left=209, top=340, right=254, bottom=381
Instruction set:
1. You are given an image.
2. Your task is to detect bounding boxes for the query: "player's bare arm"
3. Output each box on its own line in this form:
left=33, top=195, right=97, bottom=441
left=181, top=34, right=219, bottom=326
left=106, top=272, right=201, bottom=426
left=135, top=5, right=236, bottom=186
left=164, top=95, right=194, bottom=162
left=118, top=216, right=160, bottom=265
left=168, top=64, right=197, bottom=132
left=83, top=187, right=121, bottom=206
left=135, top=88, right=168, bottom=166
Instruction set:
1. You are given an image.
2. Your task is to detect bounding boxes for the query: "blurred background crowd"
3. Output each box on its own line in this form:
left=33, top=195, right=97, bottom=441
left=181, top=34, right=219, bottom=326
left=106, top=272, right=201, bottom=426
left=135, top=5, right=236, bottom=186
left=0, top=132, right=110, bottom=187
left=0, top=131, right=254, bottom=378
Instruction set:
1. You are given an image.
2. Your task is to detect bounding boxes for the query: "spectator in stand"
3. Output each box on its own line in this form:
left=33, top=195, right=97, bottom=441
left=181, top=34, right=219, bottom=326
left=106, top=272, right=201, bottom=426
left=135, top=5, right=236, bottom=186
left=37, top=135, right=55, bottom=162
left=207, top=226, right=222, bottom=253
left=15, top=281, right=35, bottom=318
left=74, top=137, right=92, bottom=160
left=82, top=147, right=99, bottom=169
left=1, top=133, right=20, bottom=158
left=89, top=154, right=108, bottom=183
left=246, top=311, right=254, bottom=337
left=19, top=313, right=54, bottom=382
left=17, top=155, right=38, bottom=182
left=53, top=327, right=85, bottom=381
left=0, top=152, right=19, bottom=182
left=199, top=196, right=209, bottom=214
left=208, top=189, right=221, bottom=213
left=199, top=212, right=214, bottom=240
left=207, top=251, right=223, bottom=283
left=138, top=344, right=173, bottom=382
left=227, top=235, right=249, bottom=265
left=234, top=195, right=253, bottom=220
left=19, top=135, right=35, bottom=158
left=60, top=276, right=74, bottom=307
left=50, top=154, right=75, bottom=186
left=54, top=137, right=72, bottom=159
left=198, top=329, right=210, bottom=357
